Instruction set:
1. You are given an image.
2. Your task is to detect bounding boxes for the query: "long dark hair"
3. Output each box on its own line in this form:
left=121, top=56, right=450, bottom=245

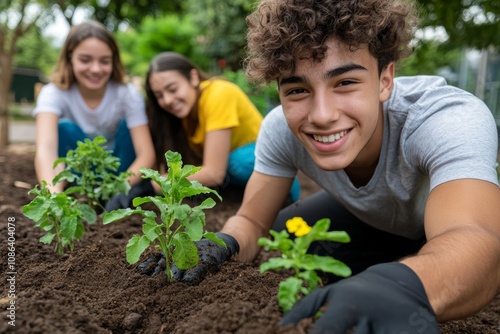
left=145, top=52, right=210, bottom=169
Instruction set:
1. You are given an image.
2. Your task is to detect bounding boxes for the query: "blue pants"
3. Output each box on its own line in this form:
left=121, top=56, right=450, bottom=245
left=227, top=142, right=301, bottom=202
left=58, top=119, right=136, bottom=173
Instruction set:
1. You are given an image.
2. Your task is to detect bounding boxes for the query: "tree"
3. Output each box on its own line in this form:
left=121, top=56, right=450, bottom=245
left=0, top=0, right=55, bottom=148
left=116, top=14, right=204, bottom=78
left=86, top=0, right=185, bottom=32
left=397, top=41, right=462, bottom=77
left=53, top=0, right=85, bottom=26
left=186, top=0, right=256, bottom=71
left=417, top=0, right=499, bottom=50
left=14, top=28, right=59, bottom=74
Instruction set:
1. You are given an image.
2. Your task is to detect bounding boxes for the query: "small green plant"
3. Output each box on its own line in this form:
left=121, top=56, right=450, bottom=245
left=52, top=136, right=132, bottom=209
left=22, top=181, right=97, bottom=255
left=22, top=135, right=130, bottom=255
left=258, top=217, right=352, bottom=312
left=103, top=150, right=225, bottom=282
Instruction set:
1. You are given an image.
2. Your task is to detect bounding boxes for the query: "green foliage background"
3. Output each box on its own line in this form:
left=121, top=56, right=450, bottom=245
left=9, top=0, right=500, bottom=115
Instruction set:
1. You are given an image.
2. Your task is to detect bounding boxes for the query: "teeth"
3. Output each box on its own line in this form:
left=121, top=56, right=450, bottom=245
left=313, top=130, right=347, bottom=143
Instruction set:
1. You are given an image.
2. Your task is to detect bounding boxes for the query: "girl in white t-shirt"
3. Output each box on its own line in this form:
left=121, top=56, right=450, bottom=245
left=32, top=20, right=155, bottom=194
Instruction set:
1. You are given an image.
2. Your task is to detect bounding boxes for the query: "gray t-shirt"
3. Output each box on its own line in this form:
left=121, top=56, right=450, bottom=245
left=255, top=76, right=499, bottom=239
left=32, top=82, right=147, bottom=147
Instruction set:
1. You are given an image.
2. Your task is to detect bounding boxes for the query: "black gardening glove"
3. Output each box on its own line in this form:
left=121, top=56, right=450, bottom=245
left=105, top=179, right=156, bottom=211
left=281, top=262, right=439, bottom=334
left=137, top=232, right=239, bottom=284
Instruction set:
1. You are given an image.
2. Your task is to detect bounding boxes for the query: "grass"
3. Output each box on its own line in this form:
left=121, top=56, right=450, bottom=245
left=9, top=103, right=35, bottom=121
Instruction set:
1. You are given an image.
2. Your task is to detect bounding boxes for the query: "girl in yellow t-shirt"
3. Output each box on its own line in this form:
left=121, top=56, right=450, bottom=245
left=145, top=52, right=264, bottom=189
left=106, top=52, right=300, bottom=212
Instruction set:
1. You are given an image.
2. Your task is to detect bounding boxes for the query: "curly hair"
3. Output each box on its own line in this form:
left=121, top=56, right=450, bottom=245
left=245, top=0, right=419, bottom=84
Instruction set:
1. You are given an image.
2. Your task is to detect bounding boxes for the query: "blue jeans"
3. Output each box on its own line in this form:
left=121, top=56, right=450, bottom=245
left=227, top=142, right=301, bottom=202
left=57, top=119, right=135, bottom=173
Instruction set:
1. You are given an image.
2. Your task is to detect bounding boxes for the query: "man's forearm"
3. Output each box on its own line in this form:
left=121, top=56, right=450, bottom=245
left=401, top=226, right=500, bottom=321
left=221, top=214, right=268, bottom=262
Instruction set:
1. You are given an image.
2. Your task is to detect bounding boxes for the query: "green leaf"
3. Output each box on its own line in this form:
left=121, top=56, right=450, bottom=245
left=125, top=234, right=151, bottom=264
left=103, top=208, right=140, bottom=224
left=52, top=170, right=77, bottom=185
left=74, top=221, right=85, bottom=239
left=140, top=167, right=164, bottom=184
left=166, top=154, right=182, bottom=181
left=183, top=216, right=204, bottom=242
left=52, top=157, right=66, bottom=168
left=203, top=232, right=226, bottom=247
left=116, top=178, right=132, bottom=195
left=37, top=219, right=54, bottom=231
left=295, top=219, right=330, bottom=250
left=143, top=218, right=160, bottom=241
left=178, top=181, right=221, bottom=200
left=299, top=255, right=351, bottom=277
left=93, top=135, right=107, bottom=145
left=319, top=231, right=351, bottom=243
left=63, top=185, right=83, bottom=196
left=172, top=232, right=199, bottom=270
left=75, top=204, right=97, bottom=224
left=196, top=197, right=217, bottom=210
left=179, top=164, right=202, bottom=178
left=295, top=221, right=350, bottom=252
left=40, top=232, right=55, bottom=245
left=311, top=218, right=330, bottom=232
left=132, top=196, right=154, bottom=207
left=22, top=197, right=50, bottom=222
left=166, top=150, right=182, bottom=164
left=297, top=270, right=322, bottom=291
left=61, top=235, right=72, bottom=248
left=278, top=277, right=304, bottom=312
left=60, top=216, right=78, bottom=239
left=171, top=203, right=190, bottom=223
left=259, top=258, right=295, bottom=273
left=258, top=230, right=294, bottom=252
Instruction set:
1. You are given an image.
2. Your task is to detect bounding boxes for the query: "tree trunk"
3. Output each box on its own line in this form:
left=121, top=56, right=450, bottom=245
left=0, top=54, right=13, bottom=149
left=0, top=110, right=8, bottom=148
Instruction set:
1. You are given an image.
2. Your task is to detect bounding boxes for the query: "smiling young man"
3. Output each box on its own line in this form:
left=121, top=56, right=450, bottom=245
left=143, top=0, right=500, bottom=332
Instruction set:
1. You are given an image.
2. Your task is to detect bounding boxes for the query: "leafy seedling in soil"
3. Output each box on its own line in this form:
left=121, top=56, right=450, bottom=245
left=23, top=136, right=130, bottom=254
left=258, top=217, right=351, bottom=312
left=52, top=136, right=132, bottom=211
left=103, top=150, right=225, bottom=283
left=22, top=181, right=97, bottom=255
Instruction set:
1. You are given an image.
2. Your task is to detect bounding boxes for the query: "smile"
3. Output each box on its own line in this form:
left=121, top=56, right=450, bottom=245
left=312, top=130, right=348, bottom=143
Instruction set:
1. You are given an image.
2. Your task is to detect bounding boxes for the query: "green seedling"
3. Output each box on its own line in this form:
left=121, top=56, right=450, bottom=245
left=258, top=217, right=351, bottom=313
left=22, top=135, right=130, bottom=254
left=103, top=150, right=225, bottom=283
left=52, top=136, right=132, bottom=210
left=22, top=181, right=97, bottom=255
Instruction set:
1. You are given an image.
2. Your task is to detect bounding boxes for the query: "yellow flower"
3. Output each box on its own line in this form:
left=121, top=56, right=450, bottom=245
left=285, top=217, right=312, bottom=237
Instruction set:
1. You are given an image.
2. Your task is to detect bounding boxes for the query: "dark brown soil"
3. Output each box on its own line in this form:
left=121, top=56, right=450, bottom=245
left=0, top=145, right=498, bottom=334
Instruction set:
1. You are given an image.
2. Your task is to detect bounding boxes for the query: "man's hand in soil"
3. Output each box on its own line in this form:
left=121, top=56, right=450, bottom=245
left=137, top=232, right=239, bottom=284
left=105, top=179, right=156, bottom=211
left=281, top=262, right=439, bottom=334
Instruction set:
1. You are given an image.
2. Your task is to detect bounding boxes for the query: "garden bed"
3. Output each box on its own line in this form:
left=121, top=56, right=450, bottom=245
left=0, top=145, right=498, bottom=333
